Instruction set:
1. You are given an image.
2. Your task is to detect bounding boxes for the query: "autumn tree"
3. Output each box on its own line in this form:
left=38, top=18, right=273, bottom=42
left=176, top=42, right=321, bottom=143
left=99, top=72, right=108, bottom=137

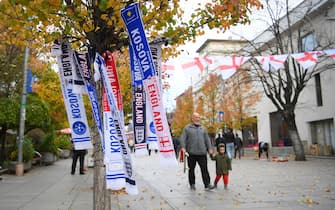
left=0, top=0, right=263, bottom=208
left=31, top=57, right=68, bottom=129
left=197, top=73, right=224, bottom=136
left=222, top=70, right=260, bottom=134
left=171, top=87, right=194, bottom=136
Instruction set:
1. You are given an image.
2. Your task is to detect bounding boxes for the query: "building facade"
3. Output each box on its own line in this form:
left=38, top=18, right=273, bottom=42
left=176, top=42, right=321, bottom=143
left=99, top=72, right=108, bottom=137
left=244, top=0, right=335, bottom=155
left=183, top=0, right=335, bottom=156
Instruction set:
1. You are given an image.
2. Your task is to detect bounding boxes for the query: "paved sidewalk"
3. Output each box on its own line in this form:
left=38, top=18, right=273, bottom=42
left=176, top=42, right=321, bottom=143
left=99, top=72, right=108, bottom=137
left=115, top=154, right=335, bottom=210
left=0, top=155, right=334, bottom=210
left=0, top=159, right=93, bottom=210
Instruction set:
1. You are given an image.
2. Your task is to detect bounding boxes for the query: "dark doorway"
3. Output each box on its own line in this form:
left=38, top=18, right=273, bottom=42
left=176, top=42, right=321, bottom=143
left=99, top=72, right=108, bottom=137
left=270, top=111, right=292, bottom=147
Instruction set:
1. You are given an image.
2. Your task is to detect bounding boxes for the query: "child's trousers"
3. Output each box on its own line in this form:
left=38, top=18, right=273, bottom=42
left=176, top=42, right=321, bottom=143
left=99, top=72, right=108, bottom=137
left=214, top=174, right=229, bottom=185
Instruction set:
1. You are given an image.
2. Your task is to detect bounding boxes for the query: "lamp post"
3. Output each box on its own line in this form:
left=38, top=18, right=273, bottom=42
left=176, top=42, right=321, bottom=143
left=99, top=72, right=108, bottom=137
left=16, top=46, right=29, bottom=176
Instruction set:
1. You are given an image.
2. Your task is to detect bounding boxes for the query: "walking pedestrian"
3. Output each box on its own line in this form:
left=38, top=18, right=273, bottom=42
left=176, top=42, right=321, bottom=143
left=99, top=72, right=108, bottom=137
left=215, top=133, right=224, bottom=147
left=223, top=128, right=235, bottom=160
left=210, top=143, right=232, bottom=190
left=71, top=146, right=87, bottom=175
left=234, top=133, right=243, bottom=159
left=180, top=112, right=215, bottom=191
left=172, top=133, right=180, bottom=158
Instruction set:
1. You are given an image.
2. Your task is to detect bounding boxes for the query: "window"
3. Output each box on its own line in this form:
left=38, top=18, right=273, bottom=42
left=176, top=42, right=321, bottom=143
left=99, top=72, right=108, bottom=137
left=315, top=73, right=323, bottom=106
left=301, top=33, right=318, bottom=52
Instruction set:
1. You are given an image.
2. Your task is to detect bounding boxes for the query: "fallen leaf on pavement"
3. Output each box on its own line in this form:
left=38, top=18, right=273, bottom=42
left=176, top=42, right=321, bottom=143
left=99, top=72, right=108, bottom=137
left=151, top=196, right=155, bottom=200
left=305, top=197, right=319, bottom=205
left=306, top=197, right=313, bottom=204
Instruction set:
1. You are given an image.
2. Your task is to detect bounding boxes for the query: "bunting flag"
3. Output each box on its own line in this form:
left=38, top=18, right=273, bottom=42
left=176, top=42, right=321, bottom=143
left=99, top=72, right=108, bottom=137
left=162, top=63, right=175, bottom=72
left=291, top=51, right=321, bottom=70
left=74, top=52, right=104, bottom=151
left=121, top=2, right=177, bottom=165
left=51, top=41, right=92, bottom=150
left=151, top=48, right=335, bottom=79
left=129, top=46, right=148, bottom=156
left=255, top=54, right=288, bottom=71
left=95, top=53, right=138, bottom=195
left=217, top=56, right=250, bottom=79
left=181, top=56, right=212, bottom=72
left=324, top=49, right=335, bottom=60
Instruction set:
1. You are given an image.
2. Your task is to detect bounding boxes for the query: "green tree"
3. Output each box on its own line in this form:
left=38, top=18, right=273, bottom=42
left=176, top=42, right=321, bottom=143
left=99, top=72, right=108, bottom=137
left=0, top=98, right=20, bottom=164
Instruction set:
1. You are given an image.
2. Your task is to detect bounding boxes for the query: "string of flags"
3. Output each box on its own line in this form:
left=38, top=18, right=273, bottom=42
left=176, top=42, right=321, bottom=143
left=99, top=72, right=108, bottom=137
left=162, top=49, right=335, bottom=79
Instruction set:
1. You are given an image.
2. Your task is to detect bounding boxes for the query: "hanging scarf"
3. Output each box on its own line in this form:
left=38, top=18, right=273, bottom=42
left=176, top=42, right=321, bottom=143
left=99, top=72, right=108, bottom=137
left=121, top=3, right=177, bottom=165
left=129, top=46, right=148, bottom=156
left=51, top=41, right=92, bottom=150
left=95, top=53, right=138, bottom=195
left=74, top=52, right=104, bottom=151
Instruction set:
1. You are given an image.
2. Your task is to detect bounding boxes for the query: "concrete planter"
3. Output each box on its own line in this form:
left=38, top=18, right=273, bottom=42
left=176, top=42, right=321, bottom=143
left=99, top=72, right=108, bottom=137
left=8, top=160, right=32, bottom=172
left=41, top=152, right=57, bottom=165
left=59, top=149, right=71, bottom=159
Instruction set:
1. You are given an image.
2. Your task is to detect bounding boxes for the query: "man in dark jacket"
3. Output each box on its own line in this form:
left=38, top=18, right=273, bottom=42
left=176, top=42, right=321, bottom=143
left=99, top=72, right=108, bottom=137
left=215, top=133, right=224, bottom=147
left=222, top=128, right=235, bottom=160
left=234, top=133, right=243, bottom=159
left=180, top=112, right=215, bottom=191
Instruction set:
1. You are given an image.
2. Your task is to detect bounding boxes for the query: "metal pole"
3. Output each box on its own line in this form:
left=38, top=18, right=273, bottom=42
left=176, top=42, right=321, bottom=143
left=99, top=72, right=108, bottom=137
left=16, top=46, right=29, bottom=176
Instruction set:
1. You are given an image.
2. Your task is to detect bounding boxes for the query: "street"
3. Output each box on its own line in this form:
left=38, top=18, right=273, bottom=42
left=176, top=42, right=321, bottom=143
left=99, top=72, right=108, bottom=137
left=0, top=155, right=334, bottom=210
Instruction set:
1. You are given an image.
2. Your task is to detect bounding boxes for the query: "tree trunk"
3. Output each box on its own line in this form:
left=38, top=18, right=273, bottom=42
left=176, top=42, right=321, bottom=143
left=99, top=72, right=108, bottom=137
left=93, top=79, right=110, bottom=209
left=283, top=111, right=306, bottom=161
left=93, top=131, right=109, bottom=210
left=0, top=125, right=7, bottom=165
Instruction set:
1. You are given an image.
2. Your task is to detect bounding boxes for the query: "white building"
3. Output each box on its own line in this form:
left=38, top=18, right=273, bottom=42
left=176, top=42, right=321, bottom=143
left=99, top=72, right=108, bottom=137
left=242, top=0, right=335, bottom=155
left=193, top=0, right=335, bottom=155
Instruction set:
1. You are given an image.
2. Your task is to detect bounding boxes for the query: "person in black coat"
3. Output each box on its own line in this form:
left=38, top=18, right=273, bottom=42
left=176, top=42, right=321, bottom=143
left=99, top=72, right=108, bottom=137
left=71, top=141, right=87, bottom=175
left=215, top=133, right=224, bottom=147
left=258, top=141, right=269, bottom=159
left=234, top=133, right=243, bottom=159
left=172, top=134, right=180, bottom=158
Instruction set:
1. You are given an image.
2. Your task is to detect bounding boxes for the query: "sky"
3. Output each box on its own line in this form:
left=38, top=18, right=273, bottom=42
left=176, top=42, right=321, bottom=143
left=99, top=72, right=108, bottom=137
left=162, top=0, right=304, bottom=111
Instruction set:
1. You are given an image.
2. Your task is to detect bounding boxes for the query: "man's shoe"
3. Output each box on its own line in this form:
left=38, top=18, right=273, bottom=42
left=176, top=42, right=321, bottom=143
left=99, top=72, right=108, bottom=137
left=205, top=184, right=215, bottom=191
left=190, top=184, right=196, bottom=190
left=80, top=172, right=86, bottom=175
